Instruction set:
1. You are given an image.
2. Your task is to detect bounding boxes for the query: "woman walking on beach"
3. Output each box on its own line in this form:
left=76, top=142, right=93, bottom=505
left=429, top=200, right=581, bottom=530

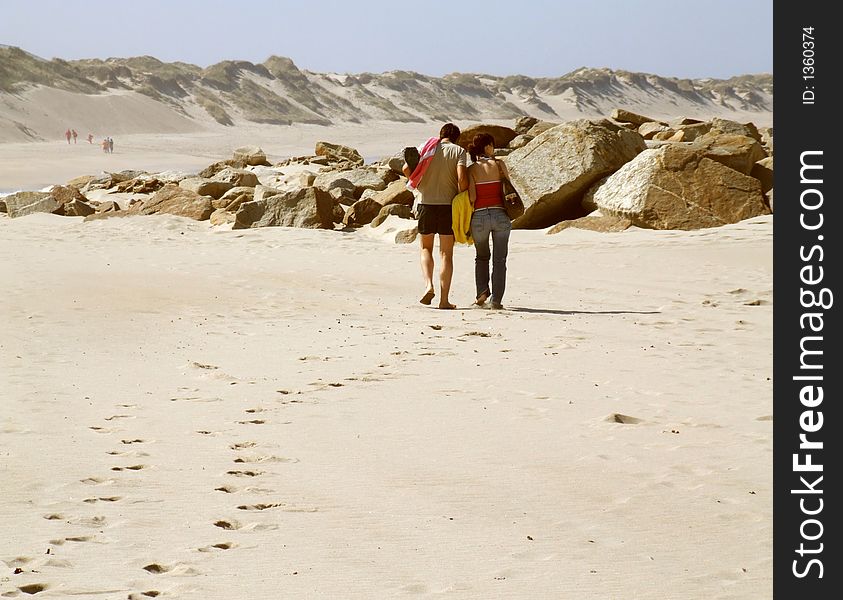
left=467, top=133, right=511, bottom=310
left=403, top=123, right=468, bottom=309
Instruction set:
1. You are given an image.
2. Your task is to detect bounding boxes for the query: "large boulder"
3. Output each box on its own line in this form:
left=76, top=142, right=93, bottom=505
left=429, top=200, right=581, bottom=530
left=3, top=191, right=58, bottom=218
left=593, top=145, right=769, bottom=230
left=689, top=132, right=768, bottom=175
left=504, top=119, right=647, bottom=228
left=751, top=156, right=774, bottom=194
left=62, top=199, right=96, bottom=217
left=178, top=177, right=234, bottom=199
left=457, top=124, right=518, bottom=151
left=233, top=146, right=269, bottom=166
left=313, top=167, right=396, bottom=199
left=611, top=109, right=663, bottom=127
left=709, top=118, right=762, bottom=143
left=233, top=187, right=336, bottom=230
left=372, top=179, right=414, bottom=206
left=215, top=186, right=255, bottom=211
left=314, top=141, right=364, bottom=166
left=212, top=168, right=259, bottom=188
left=343, top=198, right=383, bottom=227
left=139, top=185, right=215, bottom=221
left=513, top=116, right=539, bottom=135
left=371, top=204, right=414, bottom=227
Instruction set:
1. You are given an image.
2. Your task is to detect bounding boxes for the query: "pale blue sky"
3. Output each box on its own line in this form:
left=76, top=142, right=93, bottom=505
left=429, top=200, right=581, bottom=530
left=1, top=0, right=772, bottom=79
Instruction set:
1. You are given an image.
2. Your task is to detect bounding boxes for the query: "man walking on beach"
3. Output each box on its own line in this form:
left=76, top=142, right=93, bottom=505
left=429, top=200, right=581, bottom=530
left=65, top=128, right=71, bottom=144
left=403, top=123, right=467, bottom=309
left=71, top=129, right=78, bottom=144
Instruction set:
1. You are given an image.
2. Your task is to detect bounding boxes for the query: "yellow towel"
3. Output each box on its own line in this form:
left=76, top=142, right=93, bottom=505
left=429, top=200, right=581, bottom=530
left=451, top=190, right=473, bottom=245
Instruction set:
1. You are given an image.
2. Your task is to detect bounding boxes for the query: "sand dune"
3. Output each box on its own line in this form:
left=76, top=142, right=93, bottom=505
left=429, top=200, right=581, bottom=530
left=0, top=210, right=772, bottom=599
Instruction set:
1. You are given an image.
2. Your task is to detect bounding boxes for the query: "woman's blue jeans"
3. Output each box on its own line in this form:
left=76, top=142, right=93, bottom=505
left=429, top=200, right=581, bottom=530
left=470, top=208, right=511, bottom=304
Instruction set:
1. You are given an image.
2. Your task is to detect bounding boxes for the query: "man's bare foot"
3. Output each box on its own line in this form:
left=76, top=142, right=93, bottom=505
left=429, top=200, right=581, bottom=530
left=419, top=289, right=435, bottom=305
left=474, top=290, right=490, bottom=306
left=438, top=302, right=457, bottom=310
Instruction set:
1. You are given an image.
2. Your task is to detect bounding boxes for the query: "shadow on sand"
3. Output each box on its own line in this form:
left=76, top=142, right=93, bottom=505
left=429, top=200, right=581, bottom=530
left=506, top=307, right=661, bottom=317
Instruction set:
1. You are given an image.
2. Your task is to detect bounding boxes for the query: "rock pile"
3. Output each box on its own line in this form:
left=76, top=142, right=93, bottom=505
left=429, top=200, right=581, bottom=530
left=2, top=111, right=772, bottom=237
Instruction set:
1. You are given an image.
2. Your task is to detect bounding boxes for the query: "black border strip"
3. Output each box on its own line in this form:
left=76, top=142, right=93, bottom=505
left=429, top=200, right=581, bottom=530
left=774, top=2, right=840, bottom=597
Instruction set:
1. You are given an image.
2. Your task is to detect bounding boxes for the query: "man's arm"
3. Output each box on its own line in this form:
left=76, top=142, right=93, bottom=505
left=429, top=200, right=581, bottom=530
left=457, top=164, right=468, bottom=193
left=402, top=162, right=412, bottom=179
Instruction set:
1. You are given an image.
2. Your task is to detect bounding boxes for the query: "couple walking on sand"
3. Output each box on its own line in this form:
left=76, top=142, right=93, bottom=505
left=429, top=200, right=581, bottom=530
left=402, top=123, right=512, bottom=310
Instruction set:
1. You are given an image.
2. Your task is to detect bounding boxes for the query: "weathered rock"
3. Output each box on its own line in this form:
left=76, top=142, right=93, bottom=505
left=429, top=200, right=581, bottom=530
left=395, top=227, right=419, bottom=244
left=709, top=117, right=762, bottom=143
left=386, top=152, right=406, bottom=175
left=66, top=175, right=97, bottom=189
left=62, top=199, right=96, bottom=217
left=4, top=191, right=58, bottom=218
left=652, top=129, right=678, bottom=141
left=504, top=119, right=647, bottom=228
left=372, top=179, right=414, bottom=206
left=95, top=200, right=121, bottom=213
left=254, top=184, right=284, bottom=203
left=49, top=185, right=87, bottom=207
left=216, top=186, right=255, bottom=211
left=140, top=185, right=215, bottom=220
left=689, top=132, right=767, bottom=175
left=83, top=210, right=135, bottom=223
left=371, top=204, right=414, bottom=227
left=547, top=214, right=633, bottom=234
left=638, top=122, right=669, bottom=139
left=759, top=127, right=773, bottom=155
left=314, top=167, right=395, bottom=199
left=514, top=116, right=539, bottom=135
left=674, top=122, right=711, bottom=141
left=611, top=109, right=662, bottom=127
left=315, top=176, right=356, bottom=198
left=233, top=187, right=336, bottom=230
left=209, top=208, right=236, bottom=226
left=315, top=141, right=364, bottom=166
left=115, top=177, right=164, bottom=194
left=343, top=198, right=383, bottom=227
left=332, top=203, right=345, bottom=224
left=508, top=134, right=534, bottom=149
left=525, top=121, right=559, bottom=137
left=457, top=124, right=518, bottom=150
left=178, top=177, right=234, bottom=199
left=233, top=146, right=269, bottom=166
left=767, top=188, right=774, bottom=212
left=669, top=117, right=705, bottom=126
left=198, top=159, right=246, bottom=178
left=212, top=168, right=259, bottom=188
left=751, top=156, right=774, bottom=193
left=593, top=145, right=769, bottom=230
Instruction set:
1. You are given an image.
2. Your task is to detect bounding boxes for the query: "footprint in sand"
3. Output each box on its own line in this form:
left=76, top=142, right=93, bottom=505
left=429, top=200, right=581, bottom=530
left=121, top=439, right=149, bottom=445
left=127, top=592, right=161, bottom=599
left=233, top=455, right=298, bottom=464
left=197, top=542, right=237, bottom=553
left=82, top=496, right=122, bottom=504
left=236, top=419, right=266, bottom=425
left=226, top=470, right=264, bottom=478
left=88, top=426, right=118, bottom=434
left=229, top=441, right=257, bottom=450
left=142, top=562, right=200, bottom=576
left=15, top=583, right=49, bottom=595
left=605, top=413, right=645, bottom=424
left=104, top=414, right=135, bottom=421
left=48, top=536, right=93, bottom=545
left=111, top=464, right=148, bottom=472
left=80, top=476, right=116, bottom=486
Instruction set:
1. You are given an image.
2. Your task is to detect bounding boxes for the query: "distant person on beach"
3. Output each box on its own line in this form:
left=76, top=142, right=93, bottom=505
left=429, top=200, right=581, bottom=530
left=71, top=129, right=78, bottom=144
left=403, top=122, right=467, bottom=309
left=108, top=137, right=114, bottom=153
left=467, top=132, right=511, bottom=310
left=87, top=133, right=94, bottom=144
left=101, top=138, right=109, bottom=153
left=65, top=128, right=71, bottom=144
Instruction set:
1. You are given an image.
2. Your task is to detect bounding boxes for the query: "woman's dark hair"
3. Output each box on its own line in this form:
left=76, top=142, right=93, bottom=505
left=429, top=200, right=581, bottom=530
left=439, top=122, right=461, bottom=142
left=467, top=132, right=495, bottom=162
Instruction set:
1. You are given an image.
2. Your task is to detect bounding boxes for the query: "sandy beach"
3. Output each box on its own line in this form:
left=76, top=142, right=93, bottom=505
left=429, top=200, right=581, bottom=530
left=1, top=201, right=772, bottom=598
